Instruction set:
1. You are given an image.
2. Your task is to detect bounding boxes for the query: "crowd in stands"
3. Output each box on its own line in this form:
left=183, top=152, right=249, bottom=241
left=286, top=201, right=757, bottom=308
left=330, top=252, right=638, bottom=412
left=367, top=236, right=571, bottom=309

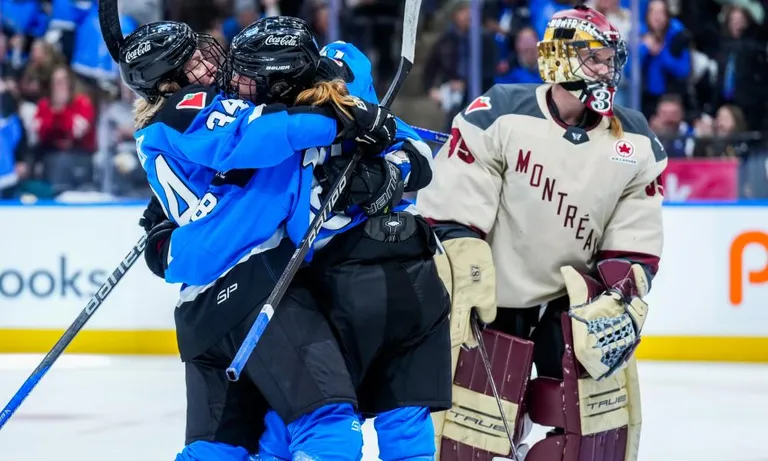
left=0, top=0, right=767, bottom=200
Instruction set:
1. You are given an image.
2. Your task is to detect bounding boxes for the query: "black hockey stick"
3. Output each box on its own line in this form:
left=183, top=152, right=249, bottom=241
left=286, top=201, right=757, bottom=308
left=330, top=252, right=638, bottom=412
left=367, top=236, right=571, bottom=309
left=226, top=0, right=423, bottom=381
left=0, top=236, right=147, bottom=431
left=98, top=0, right=124, bottom=63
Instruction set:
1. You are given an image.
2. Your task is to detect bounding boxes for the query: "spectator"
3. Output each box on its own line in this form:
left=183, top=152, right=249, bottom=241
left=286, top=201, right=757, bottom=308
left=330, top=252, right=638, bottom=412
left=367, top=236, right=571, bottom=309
left=649, top=93, right=692, bottom=157
left=495, top=26, right=542, bottom=84
left=0, top=90, right=28, bottom=198
left=713, top=5, right=768, bottom=131
left=423, top=0, right=498, bottom=131
left=33, top=64, right=97, bottom=194
left=99, top=81, right=150, bottom=197
left=633, top=0, right=692, bottom=118
left=589, top=0, right=631, bottom=39
left=18, top=39, right=62, bottom=104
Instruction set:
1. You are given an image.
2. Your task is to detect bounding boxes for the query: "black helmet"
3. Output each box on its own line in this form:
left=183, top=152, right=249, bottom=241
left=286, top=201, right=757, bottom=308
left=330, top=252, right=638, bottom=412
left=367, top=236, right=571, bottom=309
left=119, top=21, right=225, bottom=101
left=227, top=16, right=321, bottom=104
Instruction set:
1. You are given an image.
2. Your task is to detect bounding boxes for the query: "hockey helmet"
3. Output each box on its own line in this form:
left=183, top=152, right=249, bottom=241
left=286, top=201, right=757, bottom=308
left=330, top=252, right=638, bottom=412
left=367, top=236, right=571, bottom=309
left=537, top=5, right=627, bottom=116
left=227, top=16, right=322, bottom=104
left=119, top=21, right=226, bottom=102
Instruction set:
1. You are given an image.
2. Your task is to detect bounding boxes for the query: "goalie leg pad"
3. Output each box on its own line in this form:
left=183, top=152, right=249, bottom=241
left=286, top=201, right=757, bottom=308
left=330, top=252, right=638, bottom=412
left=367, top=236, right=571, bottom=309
left=435, top=328, right=535, bottom=461
left=525, top=312, right=642, bottom=461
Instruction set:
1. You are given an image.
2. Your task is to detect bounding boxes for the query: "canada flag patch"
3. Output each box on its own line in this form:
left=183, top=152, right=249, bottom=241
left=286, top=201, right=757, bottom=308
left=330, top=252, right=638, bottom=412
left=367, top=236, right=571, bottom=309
left=176, top=92, right=207, bottom=110
left=465, top=96, right=492, bottom=115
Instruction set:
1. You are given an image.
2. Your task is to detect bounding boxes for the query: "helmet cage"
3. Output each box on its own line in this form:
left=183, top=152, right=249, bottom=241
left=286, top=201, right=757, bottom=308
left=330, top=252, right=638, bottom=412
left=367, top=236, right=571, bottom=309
left=537, top=19, right=627, bottom=89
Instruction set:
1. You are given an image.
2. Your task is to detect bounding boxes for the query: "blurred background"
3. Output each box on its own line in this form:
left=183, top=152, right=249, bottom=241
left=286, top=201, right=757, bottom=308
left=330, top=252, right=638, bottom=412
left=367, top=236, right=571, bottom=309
left=0, top=0, right=766, bottom=202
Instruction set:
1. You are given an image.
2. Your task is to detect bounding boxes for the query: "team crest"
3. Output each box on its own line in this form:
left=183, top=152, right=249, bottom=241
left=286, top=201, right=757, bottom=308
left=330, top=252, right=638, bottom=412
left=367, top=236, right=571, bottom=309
left=176, top=92, right=208, bottom=110
left=610, top=139, right=637, bottom=165
left=465, top=96, right=492, bottom=115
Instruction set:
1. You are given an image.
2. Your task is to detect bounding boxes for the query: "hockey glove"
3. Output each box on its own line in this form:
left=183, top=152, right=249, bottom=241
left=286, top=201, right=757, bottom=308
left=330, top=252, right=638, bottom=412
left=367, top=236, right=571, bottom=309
left=145, top=220, right=177, bottom=279
left=315, top=56, right=353, bottom=84
left=138, top=196, right=166, bottom=232
left=562, top=259, right=649, bottom=380
left=319, top=156, right=404, bottom=216
left=434, top=237, right=497, bottom=349
left=384, top=139, right=434, bottom=192
left=331, top=96, right=396, bottom=153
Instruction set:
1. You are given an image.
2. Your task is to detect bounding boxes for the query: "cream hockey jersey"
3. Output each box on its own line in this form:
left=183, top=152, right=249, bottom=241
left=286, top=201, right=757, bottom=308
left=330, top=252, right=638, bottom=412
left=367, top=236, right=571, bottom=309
left=417, top=83, right=667, bottom=309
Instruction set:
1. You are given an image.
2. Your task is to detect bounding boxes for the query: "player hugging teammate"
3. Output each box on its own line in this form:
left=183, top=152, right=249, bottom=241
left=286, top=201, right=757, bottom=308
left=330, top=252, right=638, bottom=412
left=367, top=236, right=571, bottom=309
left=101, top=0, right=451, bottom=456
left=420, top=5, right=666, bottom=461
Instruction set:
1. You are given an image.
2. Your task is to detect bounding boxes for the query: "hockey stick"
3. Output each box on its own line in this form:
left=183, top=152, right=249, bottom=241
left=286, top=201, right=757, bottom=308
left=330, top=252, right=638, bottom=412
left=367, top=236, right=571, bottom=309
left=0, top=236, right=147, bottom=431
left=0, top=0, right=137, bottom=432
left=225, top=0, right=423, bottom=382
left=471, top=312, right=521, bottom=461
left=412, top=126, right=449, bottom=144
left=98, top=0, right=124, bottom=63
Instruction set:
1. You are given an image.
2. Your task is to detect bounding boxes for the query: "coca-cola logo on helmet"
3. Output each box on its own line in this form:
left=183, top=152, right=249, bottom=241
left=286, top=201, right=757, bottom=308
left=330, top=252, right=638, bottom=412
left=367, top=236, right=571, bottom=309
left=264, top=34, right=299, bottom=47
left=125, top=41, right=152, bottom=63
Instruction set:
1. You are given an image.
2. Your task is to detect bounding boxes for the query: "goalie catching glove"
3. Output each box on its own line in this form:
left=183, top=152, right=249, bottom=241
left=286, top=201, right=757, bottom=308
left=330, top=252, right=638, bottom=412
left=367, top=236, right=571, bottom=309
left=434, top=236, right=496, bottom=349
left=561, top=259, right=650, bottom=380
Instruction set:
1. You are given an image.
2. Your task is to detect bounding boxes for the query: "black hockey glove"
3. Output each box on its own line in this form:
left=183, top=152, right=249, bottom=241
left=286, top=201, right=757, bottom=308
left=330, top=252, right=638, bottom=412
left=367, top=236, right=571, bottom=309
left=320, top=156, right=404, bottom=216
left=331, top=97, right=397, bottom=154
left=138, top=196, right=166, bottom=232
left=315, top=56, right=354, bottom=84
left=145, top=220, right=176, bottom=279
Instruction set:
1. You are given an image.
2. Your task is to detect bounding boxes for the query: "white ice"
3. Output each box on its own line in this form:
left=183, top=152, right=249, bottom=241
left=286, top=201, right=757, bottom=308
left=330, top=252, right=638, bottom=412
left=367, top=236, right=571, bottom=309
left=1, top=355, right=766, bottom=461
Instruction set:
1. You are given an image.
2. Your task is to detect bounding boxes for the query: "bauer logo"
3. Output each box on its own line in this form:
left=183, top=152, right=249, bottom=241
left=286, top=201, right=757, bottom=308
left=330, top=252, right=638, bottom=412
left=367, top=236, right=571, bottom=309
left=728, top=231, right=768, bottom=306
left=0, top=256, right=107, bottom=300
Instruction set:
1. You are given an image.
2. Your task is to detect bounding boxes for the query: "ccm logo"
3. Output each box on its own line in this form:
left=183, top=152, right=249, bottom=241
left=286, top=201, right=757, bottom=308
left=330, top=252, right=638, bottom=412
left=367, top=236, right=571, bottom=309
left=217, top=283, right=238, bottom=305
left=729, top=231, right=768, bottom=306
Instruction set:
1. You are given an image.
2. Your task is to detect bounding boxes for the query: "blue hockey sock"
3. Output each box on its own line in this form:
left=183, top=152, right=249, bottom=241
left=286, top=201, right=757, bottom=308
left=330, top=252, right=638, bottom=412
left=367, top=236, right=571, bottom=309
left=259, top=409, right=291, bottom=461
left=286, top=403, right=363, bottom=461
left=175, top=440, right=251, bottom=461
left=374, top=406, right=435, bottom=461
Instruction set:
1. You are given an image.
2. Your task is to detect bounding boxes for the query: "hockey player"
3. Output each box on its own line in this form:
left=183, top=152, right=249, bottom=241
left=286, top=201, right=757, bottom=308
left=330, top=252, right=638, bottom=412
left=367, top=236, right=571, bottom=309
left=143, top=19, right=450, bottom=460
left=117, top=19, right=397, bottom=461
left=417, top=5, right=664, bottom=461
left=227, top=38, right=452, bottom=461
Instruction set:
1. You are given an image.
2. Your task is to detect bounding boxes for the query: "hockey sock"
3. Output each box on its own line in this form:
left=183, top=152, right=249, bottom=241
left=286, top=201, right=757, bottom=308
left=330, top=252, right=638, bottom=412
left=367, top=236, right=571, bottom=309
left=259, top=409, right=291, bottom=461
left=374, top=406, right=435, bottom=461
left=286, top=403, right=363, bottom=461
left=175, top=440, right=251, bottom=461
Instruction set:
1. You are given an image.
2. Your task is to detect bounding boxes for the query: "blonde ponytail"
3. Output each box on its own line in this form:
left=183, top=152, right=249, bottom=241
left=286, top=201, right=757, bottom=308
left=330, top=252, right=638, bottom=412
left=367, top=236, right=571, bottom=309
left=133, top=82, right=182, bottom=129
left=295, top=79, right=357, bottom=119
left=609, top=115, right=624, bottom=138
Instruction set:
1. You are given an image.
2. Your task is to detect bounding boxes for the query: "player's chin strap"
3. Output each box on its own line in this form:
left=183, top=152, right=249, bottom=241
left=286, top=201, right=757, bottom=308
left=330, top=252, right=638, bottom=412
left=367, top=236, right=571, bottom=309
left=471, top=312, right=521, bottom=461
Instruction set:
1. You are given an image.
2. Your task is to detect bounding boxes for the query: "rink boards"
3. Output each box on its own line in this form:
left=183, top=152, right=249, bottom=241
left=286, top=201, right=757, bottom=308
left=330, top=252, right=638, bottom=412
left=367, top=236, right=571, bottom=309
left=1, top=201, right=767, bottom=362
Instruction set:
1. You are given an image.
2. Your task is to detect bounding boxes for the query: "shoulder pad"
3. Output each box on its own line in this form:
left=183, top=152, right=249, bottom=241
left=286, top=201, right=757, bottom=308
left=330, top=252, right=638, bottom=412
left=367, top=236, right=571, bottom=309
left=149, top=84, right=220, bottom=133
left=461, top=83, right=545, bottom=131
left=613, top=105, right=667, bottom=162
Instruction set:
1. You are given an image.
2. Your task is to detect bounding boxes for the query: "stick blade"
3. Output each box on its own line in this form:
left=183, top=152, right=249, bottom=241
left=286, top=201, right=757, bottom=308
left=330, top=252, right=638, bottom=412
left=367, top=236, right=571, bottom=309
left=400, top=0, right=423, bottom=64
left=98, top=0, right=125, bottom=63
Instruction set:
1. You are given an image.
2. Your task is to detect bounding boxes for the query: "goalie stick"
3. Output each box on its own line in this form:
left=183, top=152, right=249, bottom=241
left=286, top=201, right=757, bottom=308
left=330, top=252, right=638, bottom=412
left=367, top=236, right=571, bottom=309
left=226, top=0, right=423, bottom=381
left=471, top=312, right=521, bottom=461
left=0, top=0, right=134, bottom=432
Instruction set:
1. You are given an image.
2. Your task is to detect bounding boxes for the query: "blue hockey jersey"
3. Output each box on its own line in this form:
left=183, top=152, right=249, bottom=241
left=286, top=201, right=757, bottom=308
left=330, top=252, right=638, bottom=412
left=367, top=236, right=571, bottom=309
left=162, top=43, right=430, bottom=287
left=135, top=85, right=339, bottom=285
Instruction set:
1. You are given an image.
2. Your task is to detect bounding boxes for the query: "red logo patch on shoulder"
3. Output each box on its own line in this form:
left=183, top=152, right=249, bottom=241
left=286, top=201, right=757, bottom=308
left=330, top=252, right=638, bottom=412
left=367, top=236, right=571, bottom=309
left=176, top=92, right=208, bottom=110
left=465, top=96, right=492, bottom=115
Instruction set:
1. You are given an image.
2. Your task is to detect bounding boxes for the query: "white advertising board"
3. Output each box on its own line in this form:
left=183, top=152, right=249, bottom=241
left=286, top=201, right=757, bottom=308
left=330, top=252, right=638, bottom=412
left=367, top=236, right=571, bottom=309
left=0, top=204, right=180, bottom=330
left=1, top=202, right=768, bottom=360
